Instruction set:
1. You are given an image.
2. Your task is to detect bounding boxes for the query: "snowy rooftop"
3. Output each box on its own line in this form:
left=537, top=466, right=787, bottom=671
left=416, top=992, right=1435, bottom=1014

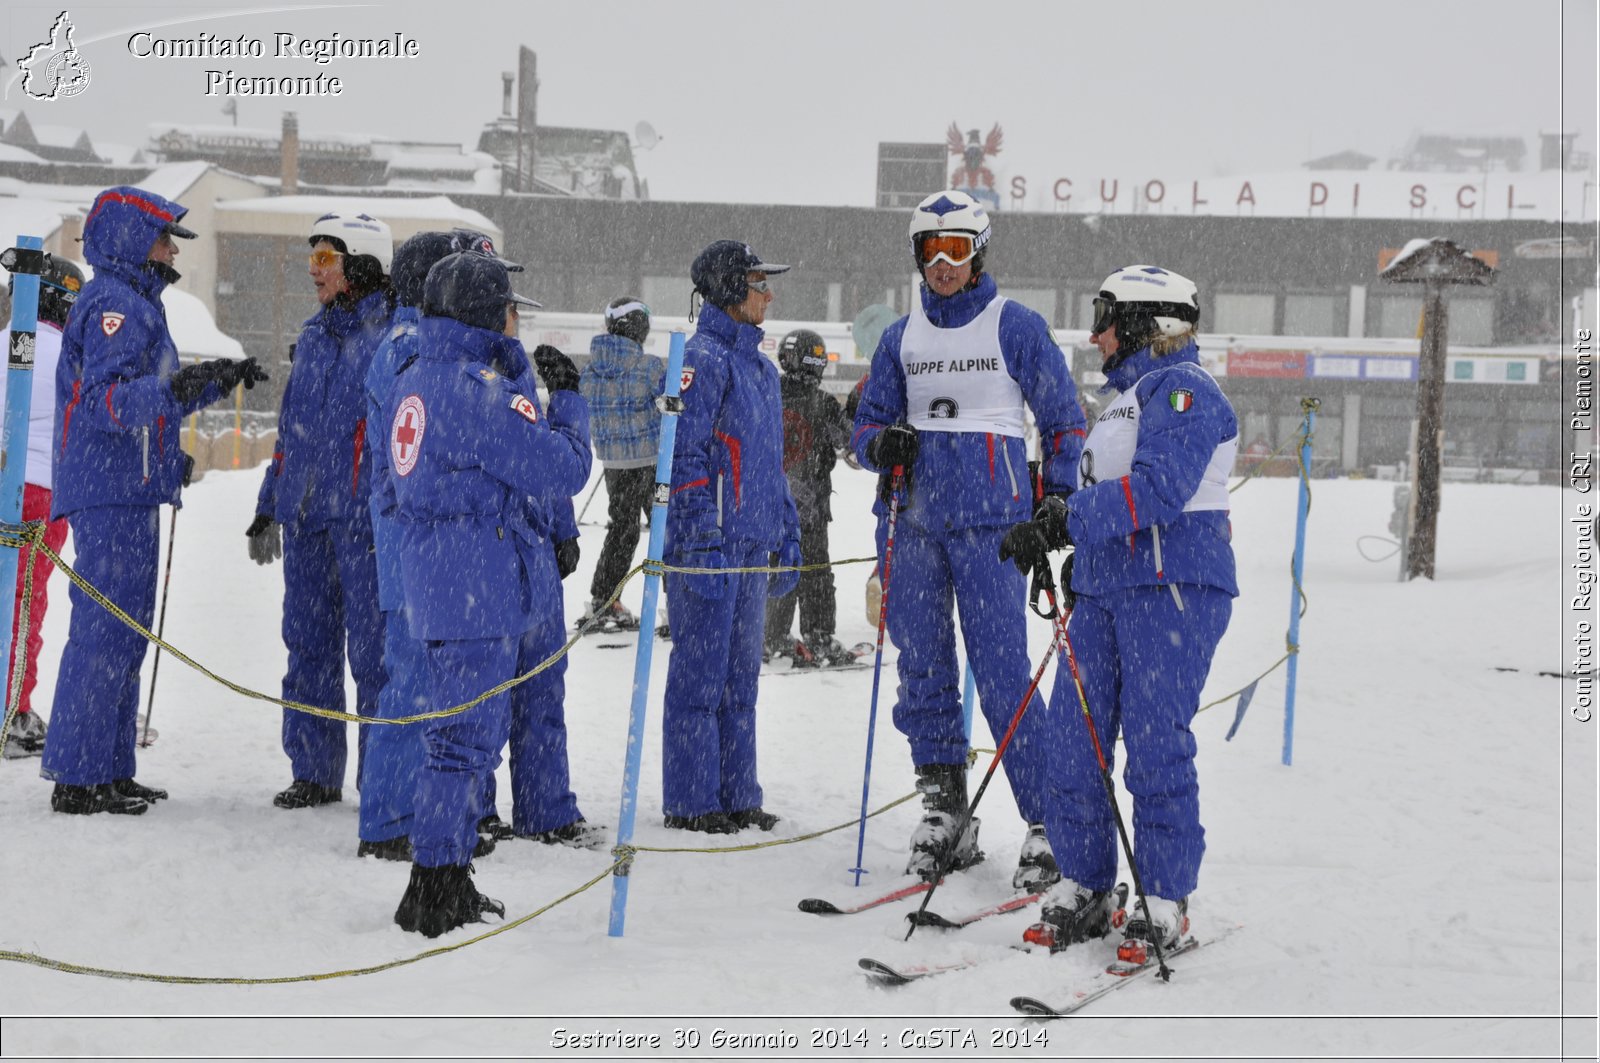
left=28, top=124, right=91, bottom=150
left=0, top=196, right=77, bottom=243
left=214, top=193, right=499, bottom=233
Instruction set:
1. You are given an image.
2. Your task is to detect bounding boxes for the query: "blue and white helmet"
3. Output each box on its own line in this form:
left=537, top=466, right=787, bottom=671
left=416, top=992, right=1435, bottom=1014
left=907, top=189, right=992, bottom=268
left=1092, top=265, right=1201, bottom=342
left=309, top=211, right=393, bottom=272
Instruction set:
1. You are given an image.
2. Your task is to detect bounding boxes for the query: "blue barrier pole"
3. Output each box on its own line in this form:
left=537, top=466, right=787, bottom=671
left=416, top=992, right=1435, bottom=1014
left=608, top=331, right=687, bottom=937
left=961, top=659, right=976, bottom=743
left=1283, top=400, right=1317, bottom=766
left=0, top=236, right=44, bottom=713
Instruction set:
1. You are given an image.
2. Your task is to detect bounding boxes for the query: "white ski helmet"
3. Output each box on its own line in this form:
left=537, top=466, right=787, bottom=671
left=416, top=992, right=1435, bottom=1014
left=1090, top=265, right=1201, bottom=357
left=907, top=189, right=992, bottom=272
left=308, top=211, right=394, bottom=272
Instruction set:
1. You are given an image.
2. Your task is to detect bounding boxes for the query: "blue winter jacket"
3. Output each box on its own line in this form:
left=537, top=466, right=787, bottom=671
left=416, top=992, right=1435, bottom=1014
left=52, top=190, right=231, bottom=518
left=368, top=310, right=578, bottom=613
left=664, top=302, right=799, bottom=558
left=1066, top=341, right=1239, bottom=597
left=366, top=307, right=420, bottom=612
left=258, top=288, right=395, bottom=531
left=852, top=274, right=1086, bottom=532
left=581, top=332, right=663, bottom=469
left=384, top=315, right=591, bottom=641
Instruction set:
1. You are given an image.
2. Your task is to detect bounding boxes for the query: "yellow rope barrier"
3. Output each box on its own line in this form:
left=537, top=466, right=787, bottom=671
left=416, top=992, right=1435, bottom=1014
left=0, top=416, right=1314, bottom=985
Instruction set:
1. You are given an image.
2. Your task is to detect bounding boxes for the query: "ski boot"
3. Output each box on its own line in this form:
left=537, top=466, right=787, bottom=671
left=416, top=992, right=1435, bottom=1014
left=114, top=778, right=168, bottom=803
left=800, top=635, right=856, bottom=668
left=1022, top=878, right=1123, bottom=952
left=50, top=782, right=148, bottom=816
left=578, top=599, right=639, bottom=634
left=272, top=780, right=342, bottom=809
left=394, top=863, right=505, bottom=938
left=1012, top=823, right=1061, bottom=891
left=663, top=811, right=737, bottom=834
left=1116, top=896, right=1189, bottom=966
left=523, top=817, right=608, bottom=850
left=728, top=807, right=780, bottom=831
left=904, top=762, right=983, bottom=881
left=2, top=710, right=47, bottom=759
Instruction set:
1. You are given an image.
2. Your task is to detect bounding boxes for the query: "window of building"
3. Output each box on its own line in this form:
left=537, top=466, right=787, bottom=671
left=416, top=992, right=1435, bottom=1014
left=641, top=275, right=692, bottom=318
left=1211, top=292, right=1276, bottom=335
left=1374, top=295, right=1424, bottom=339
left=1282, top=293, right=1340, bottom=337
left=1006, top=287, right=1058, bottom=326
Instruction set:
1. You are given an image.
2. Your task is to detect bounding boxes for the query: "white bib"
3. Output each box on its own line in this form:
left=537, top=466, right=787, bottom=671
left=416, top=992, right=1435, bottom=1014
left=901, top=294, right=1025, bottom=436
left=1078, top=371, right=1235, bottom=513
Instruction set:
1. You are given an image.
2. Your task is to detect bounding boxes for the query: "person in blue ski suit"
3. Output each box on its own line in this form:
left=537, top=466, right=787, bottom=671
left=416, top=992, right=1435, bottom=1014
left=852, top=189, right=1086, bottom=886
left=42, top=185, right=266, bottom=815
left=361, top=231, right=594, bottom=858
left=659, top=240, right=801, bottom=835
left=385, top=250, right=591, bottom=937
left=1001, top=265, right=1238, bottom=956
left=247, top=211, right=395, bottom=812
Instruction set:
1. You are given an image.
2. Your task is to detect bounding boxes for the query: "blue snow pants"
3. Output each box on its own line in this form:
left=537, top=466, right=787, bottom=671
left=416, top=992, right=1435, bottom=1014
left=41, top=505, right=159, bottom=787
left=885, top=521, right=1051, bottom=825
left=358, top=607, right=428, bottom=843
left=412, top=633, right=521, bottom=867
left=504, top=600, right=582, bottom=835
left=279, top=518, right=385, bottom=790
left=660, top=539, right=768, bottom=819
left=1042, top=584, right=1232, bottom=900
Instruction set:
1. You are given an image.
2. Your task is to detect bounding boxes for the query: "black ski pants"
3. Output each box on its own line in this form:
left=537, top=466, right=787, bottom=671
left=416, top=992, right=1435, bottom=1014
left=763, top=515, right=835, bottom=649
left=589, top=465, right=655, bottom=605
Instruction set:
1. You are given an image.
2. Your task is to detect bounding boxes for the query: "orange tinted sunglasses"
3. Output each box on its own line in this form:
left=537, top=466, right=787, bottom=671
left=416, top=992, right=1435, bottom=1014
left=918, top=232, right=977, bottom=266
left=308, top=247, right=345, bottom=269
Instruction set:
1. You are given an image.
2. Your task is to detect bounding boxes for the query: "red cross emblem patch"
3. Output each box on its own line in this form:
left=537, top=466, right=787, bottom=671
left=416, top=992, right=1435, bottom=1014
left=510, top=394, right=540, bottom=424
left=679, top=366, right=696, bottom=392
left=100, top=312, right=125, bottom=337
left=391, top=394, right=427, bottom=476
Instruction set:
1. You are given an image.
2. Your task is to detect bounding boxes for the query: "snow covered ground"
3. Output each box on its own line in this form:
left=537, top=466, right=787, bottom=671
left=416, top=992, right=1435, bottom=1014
left=1, top=460, right=1593, bottom=1061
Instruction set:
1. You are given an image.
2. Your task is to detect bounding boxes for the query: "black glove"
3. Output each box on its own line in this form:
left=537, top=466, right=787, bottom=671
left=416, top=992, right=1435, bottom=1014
left=170, top=359, right=236, bottom=404
left=555, top=537, right=580, bottom=580
left=181, top=452, right=195, bottom=487
left=998, top=494, right=1071, bottom=575
left=235, top=357, right=269, bottom=391
left=245, top=513, right=281, bottom=566
left=866, top=423, right=919, bottom=470
left=531, top=344, right=580, bottom=393
left=171, top=358, right=269, bottom=404
left=1059, top=552, right=1076, bottom=614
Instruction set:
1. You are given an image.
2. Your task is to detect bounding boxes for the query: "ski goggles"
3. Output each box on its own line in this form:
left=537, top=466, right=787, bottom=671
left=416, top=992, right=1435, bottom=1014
left=308, top=247, right=346, bottom=270
left=1090, top=294, right=1119, bottom=335
left=747, top=278, right=774, bottom=294
left=917, top=232, right=978, bottom=267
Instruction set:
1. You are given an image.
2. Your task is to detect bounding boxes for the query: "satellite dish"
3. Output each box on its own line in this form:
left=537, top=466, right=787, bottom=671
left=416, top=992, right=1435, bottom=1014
left=634, top=121, right=660, bottom=151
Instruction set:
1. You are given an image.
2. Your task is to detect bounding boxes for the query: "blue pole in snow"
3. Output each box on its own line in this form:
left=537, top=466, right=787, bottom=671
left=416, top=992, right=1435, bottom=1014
left=1282, top=399, right=1318, bottom=767
left=961, top=659, right=976, bottom=742
left=608, top=331, right=687, bottom=937
left=0, top=236, right=44, bottom=714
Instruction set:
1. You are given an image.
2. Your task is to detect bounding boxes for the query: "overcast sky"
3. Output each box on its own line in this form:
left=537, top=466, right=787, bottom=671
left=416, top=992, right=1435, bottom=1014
left=2, top=0, right=1594, bottom=207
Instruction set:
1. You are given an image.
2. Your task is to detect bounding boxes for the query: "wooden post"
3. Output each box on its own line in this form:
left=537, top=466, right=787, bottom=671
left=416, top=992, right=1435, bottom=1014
left=1408, top=281, right=1448, bottom=580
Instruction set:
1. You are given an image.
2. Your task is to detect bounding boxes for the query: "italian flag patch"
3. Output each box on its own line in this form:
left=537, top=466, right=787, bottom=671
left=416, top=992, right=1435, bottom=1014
left=1169, top=388, right=1195, bottom=413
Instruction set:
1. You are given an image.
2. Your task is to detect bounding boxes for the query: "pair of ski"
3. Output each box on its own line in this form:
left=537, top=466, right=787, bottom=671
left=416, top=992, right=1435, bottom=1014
left=798, top=877, right=1043, bottom=928
left=804, top=878, right=1222, bottom=1018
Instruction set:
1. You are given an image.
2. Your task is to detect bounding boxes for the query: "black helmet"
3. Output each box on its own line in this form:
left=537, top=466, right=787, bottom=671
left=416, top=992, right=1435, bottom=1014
left=604, top=296, right=651, bottom=346
left=8, top=253, right=85, bottom=328
left=778, top=328, right=828, bottom=380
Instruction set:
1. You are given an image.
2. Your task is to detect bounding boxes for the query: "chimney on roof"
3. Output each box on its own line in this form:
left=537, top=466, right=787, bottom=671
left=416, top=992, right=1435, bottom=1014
left=501, top=72, right=514, bottom=119
left=281, top=111, right=299, bottom=194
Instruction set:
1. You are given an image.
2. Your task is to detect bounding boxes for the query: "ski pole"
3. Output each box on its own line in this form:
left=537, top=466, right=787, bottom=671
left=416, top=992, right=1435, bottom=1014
left=140, top=505, right=178, bottom=748
left=904, top=624, right=1059, bottom=940
left=576, top=475, right=603, bottom=525
left=849, top=466, right=903, bottom=887
left=1038, top=558, right=1173, bottom=981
